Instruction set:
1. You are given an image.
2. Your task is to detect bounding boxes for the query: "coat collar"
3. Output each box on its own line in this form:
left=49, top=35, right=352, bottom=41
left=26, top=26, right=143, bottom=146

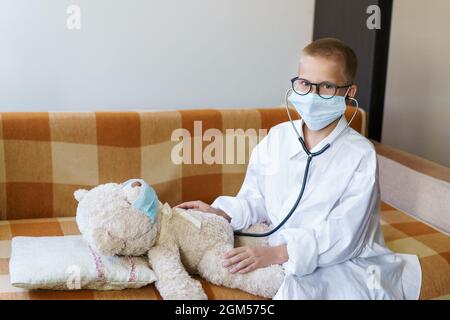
left=288, top=115, right=349, bottom=159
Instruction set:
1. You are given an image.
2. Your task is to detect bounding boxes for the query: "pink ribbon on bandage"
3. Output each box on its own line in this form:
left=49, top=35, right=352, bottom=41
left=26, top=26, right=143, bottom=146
left=88, top=245, right=105, bottom=282
left=126, top=256, right=137, bottom=282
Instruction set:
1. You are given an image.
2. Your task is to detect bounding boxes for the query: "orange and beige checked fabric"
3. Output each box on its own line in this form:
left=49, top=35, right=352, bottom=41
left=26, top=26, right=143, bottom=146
left=0, top=106, right=367, bottom=300
left=0, top=217, right=264, bottom=300
left=0, top=201, right=448, bottom=300
left=380, top=202, right=450, bottom=300
left=0, top=107, right=365, bottom=221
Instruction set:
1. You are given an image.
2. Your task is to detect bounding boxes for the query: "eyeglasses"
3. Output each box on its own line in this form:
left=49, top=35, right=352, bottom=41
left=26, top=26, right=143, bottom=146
left=291, top=77, right=352, bottom=99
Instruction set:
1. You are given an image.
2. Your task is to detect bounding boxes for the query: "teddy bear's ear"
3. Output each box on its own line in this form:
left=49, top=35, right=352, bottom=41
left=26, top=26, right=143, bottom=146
left=74, top=189, right=88, bottom=202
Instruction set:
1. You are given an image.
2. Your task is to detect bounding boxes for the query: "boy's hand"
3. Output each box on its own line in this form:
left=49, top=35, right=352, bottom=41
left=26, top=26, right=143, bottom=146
left=222, top=245, right=288, bottom=274
left=175, top=200, right=231, bottom=222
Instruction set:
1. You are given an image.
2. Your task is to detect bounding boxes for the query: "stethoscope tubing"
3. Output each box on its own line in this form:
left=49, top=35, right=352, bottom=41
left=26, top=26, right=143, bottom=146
left=234, top=137, right=329, bottom=237
left=233, top=89, right=359, bottom=237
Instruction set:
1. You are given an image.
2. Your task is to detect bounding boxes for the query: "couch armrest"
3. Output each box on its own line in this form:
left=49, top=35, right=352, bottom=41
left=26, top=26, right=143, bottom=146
left=372, top=141, right=450, bottom=234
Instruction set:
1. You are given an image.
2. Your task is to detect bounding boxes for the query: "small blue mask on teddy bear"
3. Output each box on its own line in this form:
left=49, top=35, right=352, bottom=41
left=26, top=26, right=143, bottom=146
left=122, top=179, right=159, bottom=222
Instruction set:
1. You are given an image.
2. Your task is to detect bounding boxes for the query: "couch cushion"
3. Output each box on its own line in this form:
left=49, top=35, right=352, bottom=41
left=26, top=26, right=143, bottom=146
left=0, top=201, right=448, bottom=300
left=0, top=216, right=264, bottom=300
left=379, top=202, right=450, bottom=300
left=0, top=107, right=365, bottom=220
left=9, top=235, right=157, bottom=290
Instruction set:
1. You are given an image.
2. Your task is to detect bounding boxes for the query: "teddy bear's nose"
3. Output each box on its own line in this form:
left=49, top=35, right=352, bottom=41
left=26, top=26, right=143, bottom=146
left=131, top=181, right=142, bottom=188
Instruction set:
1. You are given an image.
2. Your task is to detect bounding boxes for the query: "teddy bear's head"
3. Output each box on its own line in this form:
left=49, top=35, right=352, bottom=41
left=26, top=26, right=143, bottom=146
left=74, top=180, right=160, bottom=256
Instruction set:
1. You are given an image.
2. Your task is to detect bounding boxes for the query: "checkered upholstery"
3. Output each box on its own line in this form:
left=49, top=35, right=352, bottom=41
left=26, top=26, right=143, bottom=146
left=0, top=202, right=448, bottom=299
left=1, top=107, right=448, bottom=300
left=0, top=217, right=261, bottom=299
left=380, top=203, right=450, bottom=300
left=0, top=107, right=364, bottom=220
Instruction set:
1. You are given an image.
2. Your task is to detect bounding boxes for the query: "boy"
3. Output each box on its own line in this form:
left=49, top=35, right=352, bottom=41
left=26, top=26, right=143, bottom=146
left=176, top=38, right=421, bottom=299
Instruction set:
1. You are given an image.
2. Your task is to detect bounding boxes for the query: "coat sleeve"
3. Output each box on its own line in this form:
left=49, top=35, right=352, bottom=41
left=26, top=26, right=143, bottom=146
left=279, top=147, right=380, bottom=277
left=211, top=134, right=271, bottom=231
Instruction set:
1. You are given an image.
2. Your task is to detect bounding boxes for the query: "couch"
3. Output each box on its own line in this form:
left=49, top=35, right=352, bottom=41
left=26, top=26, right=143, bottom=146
left=0, top=107, right=448, bottom=299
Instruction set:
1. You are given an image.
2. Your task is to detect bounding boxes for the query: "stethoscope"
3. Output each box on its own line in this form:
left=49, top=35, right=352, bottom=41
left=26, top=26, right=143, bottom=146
left=233, top=88, right=359, bottom=237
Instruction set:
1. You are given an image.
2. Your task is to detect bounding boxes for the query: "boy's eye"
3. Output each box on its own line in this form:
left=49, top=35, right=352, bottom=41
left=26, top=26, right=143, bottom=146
left=321, top=83, right=334, bottom=89
left=300, top=80, right=310, bottom=86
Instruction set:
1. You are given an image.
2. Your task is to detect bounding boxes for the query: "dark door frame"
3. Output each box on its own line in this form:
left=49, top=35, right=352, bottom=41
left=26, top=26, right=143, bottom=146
left=313, top=0, right=393, bottom=141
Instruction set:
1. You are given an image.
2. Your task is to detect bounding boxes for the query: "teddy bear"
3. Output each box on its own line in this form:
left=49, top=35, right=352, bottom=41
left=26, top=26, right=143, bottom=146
left=74, top=179, right=284, bottom=299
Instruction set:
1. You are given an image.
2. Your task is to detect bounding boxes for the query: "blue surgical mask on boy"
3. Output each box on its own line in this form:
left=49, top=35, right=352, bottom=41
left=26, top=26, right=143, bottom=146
left=122, top=179, right=159, bottom=223
left=288, top=91, right=348, bottom=131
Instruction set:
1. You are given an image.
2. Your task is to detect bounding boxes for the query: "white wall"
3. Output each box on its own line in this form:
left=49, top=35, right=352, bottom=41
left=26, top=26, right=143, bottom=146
left=383, top=0, right=450, bottom=167
left=0, top=0, right=315, bottom=111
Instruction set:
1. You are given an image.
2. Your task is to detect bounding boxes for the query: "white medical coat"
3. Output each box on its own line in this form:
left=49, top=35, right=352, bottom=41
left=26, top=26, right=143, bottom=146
left=211, top=115, right=421, bottom=300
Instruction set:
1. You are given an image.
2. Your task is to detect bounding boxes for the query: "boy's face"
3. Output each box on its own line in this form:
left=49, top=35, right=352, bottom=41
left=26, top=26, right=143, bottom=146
left=298, top=54, right=356, bottom=98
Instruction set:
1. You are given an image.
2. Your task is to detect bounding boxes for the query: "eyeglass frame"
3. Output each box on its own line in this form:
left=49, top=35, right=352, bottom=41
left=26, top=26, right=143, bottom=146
left=290, top=76, right=353, bottom=99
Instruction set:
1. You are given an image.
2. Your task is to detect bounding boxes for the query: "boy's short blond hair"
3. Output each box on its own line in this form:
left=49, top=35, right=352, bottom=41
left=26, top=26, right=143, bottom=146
left=302, top=38, right=358, bottom=83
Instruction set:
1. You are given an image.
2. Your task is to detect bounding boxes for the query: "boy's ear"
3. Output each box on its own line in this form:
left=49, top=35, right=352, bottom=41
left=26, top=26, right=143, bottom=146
left=348, top=84, right=357, bottom=98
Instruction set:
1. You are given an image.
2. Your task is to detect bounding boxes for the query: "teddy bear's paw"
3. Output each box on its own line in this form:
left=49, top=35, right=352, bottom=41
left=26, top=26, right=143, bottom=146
left=249, top=264, right=285, bottom=298
left=157, top=278, right=207, bottom=300
left=223, top=264, right=284, bottom=299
